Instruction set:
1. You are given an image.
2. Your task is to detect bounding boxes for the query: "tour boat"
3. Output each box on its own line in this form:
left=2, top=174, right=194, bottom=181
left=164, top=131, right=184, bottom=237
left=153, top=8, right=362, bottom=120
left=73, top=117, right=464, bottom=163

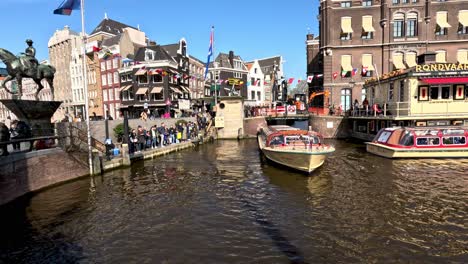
left=366, top=126, right=468, bottom=158
left=257, top=125, right=335, bottom=173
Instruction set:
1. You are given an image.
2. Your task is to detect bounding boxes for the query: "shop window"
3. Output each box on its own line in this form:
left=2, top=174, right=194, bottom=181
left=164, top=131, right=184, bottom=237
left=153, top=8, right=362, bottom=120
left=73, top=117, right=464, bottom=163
left=430, top=87, right=439, bottom=100
left=441, top=86, right=450, bottom=99
left=138, top=75, right=148, bottom=84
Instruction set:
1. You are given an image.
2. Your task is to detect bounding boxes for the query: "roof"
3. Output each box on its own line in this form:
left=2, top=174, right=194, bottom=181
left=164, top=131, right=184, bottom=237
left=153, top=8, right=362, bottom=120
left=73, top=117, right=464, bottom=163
left=90, top=18, right=136, bottom=36
left=0, top=68, right=7, bottom=76
left=134, top=45, right=176, bottom=62
left=101, top=34, right=121, bottom=47
left=209, top=52, right=244, bottom=68
left=246, top=62, right=253, bottom=71
left=258, top=56, right=281, bottom=69
left=189, top=55, right=205, bottom=65
left=161, top=43, right=179, bottom=58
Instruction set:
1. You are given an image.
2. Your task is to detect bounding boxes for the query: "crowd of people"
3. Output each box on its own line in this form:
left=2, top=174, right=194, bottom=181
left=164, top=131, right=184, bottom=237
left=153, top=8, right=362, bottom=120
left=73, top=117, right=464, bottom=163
left=127, top=114, right=209, bottom=154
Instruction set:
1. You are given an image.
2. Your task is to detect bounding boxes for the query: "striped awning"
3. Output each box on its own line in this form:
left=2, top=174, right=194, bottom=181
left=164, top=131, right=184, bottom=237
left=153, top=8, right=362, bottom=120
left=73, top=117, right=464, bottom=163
left=119, top=85, right=132, bottom=92
left=362, top=16, right=375, bottom=32
left=362, top=54, right=375, bottom=71
left=405, top=52, right=417, bottom=68
left=436, top=12, right=451, bottom=28
left=341, top=17, right=353, bottom=33
left=135, top=68, right=147, bottom=76
left=171, top=87, right=182, bottom=94
left=135, top=88, right=148, bottom=95
left=392, top=53, right=406, bottom=70
left=150, top=87, right=163, bottom=94
left=341, top=55, right=353, bottom=72
left=460, top=10, right=468, bottom=27
left=436, top=51, right=446, bottom=63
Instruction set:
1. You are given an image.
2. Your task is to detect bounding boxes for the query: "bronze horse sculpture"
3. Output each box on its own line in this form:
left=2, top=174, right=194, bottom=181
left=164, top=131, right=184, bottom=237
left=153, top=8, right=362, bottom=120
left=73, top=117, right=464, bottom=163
left=0, top=47, right=55, bottom=100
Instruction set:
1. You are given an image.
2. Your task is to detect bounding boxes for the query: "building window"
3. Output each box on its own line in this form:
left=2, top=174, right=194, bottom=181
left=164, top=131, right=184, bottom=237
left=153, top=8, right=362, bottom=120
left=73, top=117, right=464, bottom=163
left=100, top=61, right=106, bottom=71
left=113, top=57, right=119, bottom=69
left=107, top=72, right=113, bottom=85
left=392, top=0, right=399, bottom=4
left=441, top=86, right=450, bottom=99
left=388, top=82, right=394, bottom=101
left=106, top=60, right=112, bottom=71
left=341, top=17, right=353, bottom=40
left=399, top=80, right=405, bottom=102
left=103, top=90, right=108, bottom=102
left=362, top=31, right=373, bottom=39
left=406, top=13, right=418, bottom=37
left=109, top=88, right=114, bottom=101
left=436, top=26, right=448, bottom=35
left=341, top=33, right=352, bottom=40
left=362, top=16, right=375, bottom=39
left=114, top=72, right=119, bottom=84
left=101, top=74, right=107, bottom=86
left=341, top=1, right=351, bottom=7
left=257, top=91, right=261, bottom=101
left=361, top=88, right=367, bottom=103
left=393, top=20, right=404, bottom=37
left=251, top=91, right=255, bottom=100
left=153, top=74, right=163, bottom=83
left=138, top=74, right=148, bottom=84
left=362, top=0, right=372, bottom=7
left=115, top=89, right=120, bottom=101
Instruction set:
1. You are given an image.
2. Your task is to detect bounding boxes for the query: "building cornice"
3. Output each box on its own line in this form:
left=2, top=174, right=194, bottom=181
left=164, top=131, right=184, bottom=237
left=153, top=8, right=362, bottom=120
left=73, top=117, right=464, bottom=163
left=321, top=38, right=468, bottom=50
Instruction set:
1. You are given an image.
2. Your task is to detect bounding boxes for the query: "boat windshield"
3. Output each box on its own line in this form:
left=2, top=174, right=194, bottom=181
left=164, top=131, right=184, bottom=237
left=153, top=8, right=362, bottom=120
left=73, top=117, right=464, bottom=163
left=399, top=131, right=414, bottom=146
left=284, top=135, right=321, bottom=145
left=269, top=135, right=285, bottom=146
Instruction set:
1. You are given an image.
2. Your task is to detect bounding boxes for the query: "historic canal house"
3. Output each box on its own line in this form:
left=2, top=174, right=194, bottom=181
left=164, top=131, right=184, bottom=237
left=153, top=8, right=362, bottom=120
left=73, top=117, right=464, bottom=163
left=206, top=51, right=248, bottom=98
left=118, top=40, right=190, bottom=118
left=351, top=53, right=468, bottom=141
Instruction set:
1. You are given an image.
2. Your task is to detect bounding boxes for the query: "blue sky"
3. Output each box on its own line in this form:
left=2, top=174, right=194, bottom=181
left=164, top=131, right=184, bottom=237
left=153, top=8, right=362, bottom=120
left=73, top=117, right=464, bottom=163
left=1, top=0, right=319, bottom=81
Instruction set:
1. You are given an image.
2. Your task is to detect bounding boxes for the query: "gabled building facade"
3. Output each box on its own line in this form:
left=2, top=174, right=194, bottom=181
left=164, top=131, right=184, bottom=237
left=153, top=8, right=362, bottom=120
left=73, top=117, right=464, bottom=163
left=207, top=51, right=248, bottom=98
left=245, top=60, right=265, bottom=105
left=118, top=41, right=190, bottom=118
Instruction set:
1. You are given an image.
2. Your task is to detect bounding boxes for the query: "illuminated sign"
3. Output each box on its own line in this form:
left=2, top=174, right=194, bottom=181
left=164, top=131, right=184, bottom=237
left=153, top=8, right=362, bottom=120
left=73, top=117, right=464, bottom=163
left=227, top=78, right=244, bottom=86
left=416, top=63, right=468, bottom=72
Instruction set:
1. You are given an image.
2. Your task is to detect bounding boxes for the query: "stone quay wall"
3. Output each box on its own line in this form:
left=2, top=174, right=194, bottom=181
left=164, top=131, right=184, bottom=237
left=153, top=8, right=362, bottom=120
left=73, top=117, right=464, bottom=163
left=0, top=148, right=89, bottom=205
left=309, top=115, right=351, bottom=139
left=243, top=117, right=267, bottom=138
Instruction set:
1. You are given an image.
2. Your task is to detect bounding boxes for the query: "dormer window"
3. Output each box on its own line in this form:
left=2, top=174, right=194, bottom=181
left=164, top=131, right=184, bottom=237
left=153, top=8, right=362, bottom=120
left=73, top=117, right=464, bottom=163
left=145, top=49, right=156, bottom=61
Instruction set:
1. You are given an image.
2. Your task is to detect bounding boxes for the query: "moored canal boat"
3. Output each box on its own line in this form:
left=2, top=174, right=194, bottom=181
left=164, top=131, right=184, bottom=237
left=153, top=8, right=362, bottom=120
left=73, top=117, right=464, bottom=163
left=257, top=125, right=335, bottom=173
left=366, top=126, right=468, bottom=158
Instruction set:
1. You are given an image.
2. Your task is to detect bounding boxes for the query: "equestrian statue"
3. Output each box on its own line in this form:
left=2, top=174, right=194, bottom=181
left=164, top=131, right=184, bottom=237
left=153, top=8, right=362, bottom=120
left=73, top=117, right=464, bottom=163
left=0, top=39, right=55, bottom=100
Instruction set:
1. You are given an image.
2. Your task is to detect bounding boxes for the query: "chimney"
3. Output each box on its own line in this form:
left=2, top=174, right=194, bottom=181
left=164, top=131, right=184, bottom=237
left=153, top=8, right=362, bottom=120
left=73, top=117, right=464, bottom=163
left=229, top=51, right=234, bottom=67
left=307, top=34, right=314, bottom=40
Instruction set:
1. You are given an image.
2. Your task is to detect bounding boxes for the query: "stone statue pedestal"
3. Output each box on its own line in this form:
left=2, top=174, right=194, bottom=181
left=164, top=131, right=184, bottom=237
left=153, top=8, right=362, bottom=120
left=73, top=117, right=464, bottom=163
left=0, top=99, right=62, bottom=136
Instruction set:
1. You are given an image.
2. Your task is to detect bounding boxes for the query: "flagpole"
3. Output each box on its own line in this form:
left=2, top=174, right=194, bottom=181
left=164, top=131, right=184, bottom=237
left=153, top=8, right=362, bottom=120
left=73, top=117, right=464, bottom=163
left=80, top=0, right=93, bottom=176
left=212, top=26, right=217, bottom=106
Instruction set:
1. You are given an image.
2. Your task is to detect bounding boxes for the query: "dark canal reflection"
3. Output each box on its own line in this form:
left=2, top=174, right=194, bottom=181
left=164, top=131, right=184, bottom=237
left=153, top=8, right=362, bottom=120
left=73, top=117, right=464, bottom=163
left=1, top=140, right=467, bottom=263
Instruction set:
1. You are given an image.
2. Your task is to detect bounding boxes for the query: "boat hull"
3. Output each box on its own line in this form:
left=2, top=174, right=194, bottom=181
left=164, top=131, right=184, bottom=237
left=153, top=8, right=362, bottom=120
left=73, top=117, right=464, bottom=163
left=261, top=147, right=329, bottom=173
left=366, top=142, right=468, bottom=158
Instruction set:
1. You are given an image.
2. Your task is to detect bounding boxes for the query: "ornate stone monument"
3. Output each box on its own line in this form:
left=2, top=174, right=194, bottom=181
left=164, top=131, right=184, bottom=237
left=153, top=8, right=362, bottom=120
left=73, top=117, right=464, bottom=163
left=0, top=39, right=61, bottom=136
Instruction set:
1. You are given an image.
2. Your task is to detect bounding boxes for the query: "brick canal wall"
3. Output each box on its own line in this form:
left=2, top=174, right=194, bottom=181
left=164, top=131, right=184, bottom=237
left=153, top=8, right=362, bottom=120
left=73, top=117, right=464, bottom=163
left=309, top=115, right=351, bottom=139
left=243, top=117, right=267, bottom=138
left=0, top=148, right=89, bottom=205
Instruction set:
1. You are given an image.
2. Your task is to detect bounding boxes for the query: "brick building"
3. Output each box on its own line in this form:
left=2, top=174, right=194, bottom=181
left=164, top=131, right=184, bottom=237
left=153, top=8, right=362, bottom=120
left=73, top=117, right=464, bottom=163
left=311, top=0, right=468, bottom=112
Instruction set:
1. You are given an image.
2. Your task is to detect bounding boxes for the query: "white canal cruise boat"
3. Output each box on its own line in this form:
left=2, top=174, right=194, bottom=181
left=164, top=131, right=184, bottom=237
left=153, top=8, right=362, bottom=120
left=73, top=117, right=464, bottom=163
left=257, top=125, right=335, bottom=173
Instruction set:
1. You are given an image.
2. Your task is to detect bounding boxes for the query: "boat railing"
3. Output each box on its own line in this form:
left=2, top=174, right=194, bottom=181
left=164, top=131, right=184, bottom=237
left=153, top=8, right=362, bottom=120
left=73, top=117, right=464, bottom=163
left=351, top=101, right=410, bottom=118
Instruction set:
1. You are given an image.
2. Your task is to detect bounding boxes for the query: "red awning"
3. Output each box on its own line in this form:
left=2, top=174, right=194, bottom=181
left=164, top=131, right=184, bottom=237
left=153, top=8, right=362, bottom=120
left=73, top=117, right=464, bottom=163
left=420, top=77, right=468, bottom=85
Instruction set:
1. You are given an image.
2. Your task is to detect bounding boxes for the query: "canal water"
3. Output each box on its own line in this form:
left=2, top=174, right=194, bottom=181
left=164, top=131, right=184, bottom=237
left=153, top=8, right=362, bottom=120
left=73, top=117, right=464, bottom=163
left=1, top=140, right=467, bottom=263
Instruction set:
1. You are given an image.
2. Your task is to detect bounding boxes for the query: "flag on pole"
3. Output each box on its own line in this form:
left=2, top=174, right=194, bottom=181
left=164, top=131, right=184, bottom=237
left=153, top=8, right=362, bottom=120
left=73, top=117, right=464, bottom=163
left=362, top=67, right=368, bottom=75
left=204, top=26, right=214, bottom=80
left=53, top=0, right=81, bottom=15
left=341, top=70, right=347, bottom=77
left=287, top=78, right=294, bottom=84
left=352, top=68, right=358, bottom=76
left=307, top=75, right=314, bottom=83
left=332, top=72, right=338, bottom=79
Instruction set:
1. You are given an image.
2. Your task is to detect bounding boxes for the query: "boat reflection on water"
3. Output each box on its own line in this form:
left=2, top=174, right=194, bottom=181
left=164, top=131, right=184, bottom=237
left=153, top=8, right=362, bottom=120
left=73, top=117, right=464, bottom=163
left=259, top=155, right=333, bottom=199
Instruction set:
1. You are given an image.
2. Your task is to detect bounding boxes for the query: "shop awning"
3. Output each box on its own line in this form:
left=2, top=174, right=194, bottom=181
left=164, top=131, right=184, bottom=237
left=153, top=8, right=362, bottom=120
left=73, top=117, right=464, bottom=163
left=341, top=55, right=353, bottom=72
left=119, top=85, right=132, bottom=92
left=171, top=87, right=182, bottom=94
left=406, top=52, right=417, bottom=68
left=457, top=50, right=468, bottom=64
left=436, top=12, right=451, bottom=28
left=459, top=10, right=468, bottom=27
left=420, top=77, right=468, bottom=85
left=362, top=54, right=375, bottom=71
left=150, top=87, right=163, bottom=94
left=135, top=88, right=148, bottom=95
left=362, top=16, right=375, bottom=32
left=135, top=68, right=147, bottom=76
left=392, top=53, right=406, bottom=69
left=341, top=17, right=353, bottom=33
